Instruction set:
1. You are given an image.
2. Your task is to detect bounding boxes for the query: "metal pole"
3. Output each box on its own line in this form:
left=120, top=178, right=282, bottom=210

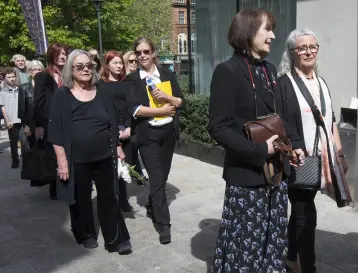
left=186, top=0, right=193, bottom=93
left=96, top=5, right=103, bottom=57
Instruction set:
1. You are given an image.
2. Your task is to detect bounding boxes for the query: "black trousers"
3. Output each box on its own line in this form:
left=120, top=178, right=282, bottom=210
left=8, top=123, right=22, bottom=160
left=69, top=157, right=130, bottom=251
left=139, top=123, right=175, bottom=225
left=287, top=188, right=317, bottom=273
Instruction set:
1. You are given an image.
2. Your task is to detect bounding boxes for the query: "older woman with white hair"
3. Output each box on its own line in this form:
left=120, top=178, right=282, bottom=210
left=277, top=28, right=350, bottom=273
left=47, top=50, right=132, bottom=254
left=18, top=60, right=45, bottom=149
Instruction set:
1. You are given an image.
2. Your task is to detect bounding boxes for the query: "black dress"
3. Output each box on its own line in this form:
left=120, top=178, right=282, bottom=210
left=209, top=53, right=303, bottom=273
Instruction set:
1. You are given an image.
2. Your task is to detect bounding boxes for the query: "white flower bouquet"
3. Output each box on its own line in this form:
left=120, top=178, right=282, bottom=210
left=118, top=161, right=147, bottom=184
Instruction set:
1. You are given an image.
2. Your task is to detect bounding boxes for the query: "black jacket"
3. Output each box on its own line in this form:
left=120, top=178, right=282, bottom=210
left=47, top=85, right=120, bottom=205
left=33, top=71, right=58, bottom=129
left=97, top=79, right=132, bottom=128
left=208, top=52, right=303, bottom=187
left=18, top=82, right=35, bottom=127
left=125, top=67, right=185, bottom=146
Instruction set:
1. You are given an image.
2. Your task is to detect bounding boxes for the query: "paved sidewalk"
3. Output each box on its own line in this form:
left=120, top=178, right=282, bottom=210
left=0, top=133, right=358, bottom=273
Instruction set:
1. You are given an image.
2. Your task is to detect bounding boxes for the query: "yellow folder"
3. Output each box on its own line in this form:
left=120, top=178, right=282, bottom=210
left=146, top=81, right=173, bottom=121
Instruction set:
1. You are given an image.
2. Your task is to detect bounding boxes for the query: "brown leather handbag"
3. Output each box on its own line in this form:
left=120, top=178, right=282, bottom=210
left=243, top=59, right=292, bottom=186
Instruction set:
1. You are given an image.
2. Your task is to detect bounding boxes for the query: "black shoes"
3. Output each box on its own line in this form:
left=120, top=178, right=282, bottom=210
left=120, top=201, right=139, bottom=213
left=117, top=240, right=133, bottom=255
left=155, top=224, right=171, bottom=245
left=11, top=159, right=19, bottom=168
left=82, top=237, right=98, bottom=249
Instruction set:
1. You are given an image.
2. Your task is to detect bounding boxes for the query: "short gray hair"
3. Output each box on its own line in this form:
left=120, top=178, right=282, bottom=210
left=278, top=28, right=319, bottom=77
left=11, top=54, right=27, bottom=62
left=26, top=60, right=44, bottom=74
left=62, top=50, right=97, bottom=88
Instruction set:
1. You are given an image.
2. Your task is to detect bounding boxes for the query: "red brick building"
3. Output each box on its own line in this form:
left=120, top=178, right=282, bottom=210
left=171, top=0, right=195, bottom=55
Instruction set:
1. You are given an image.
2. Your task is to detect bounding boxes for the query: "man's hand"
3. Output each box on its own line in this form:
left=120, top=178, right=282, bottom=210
left=23, top=125, right=31, bottom=136
left=123, top=127, right=131, bottom=139
left=152, top=88, right=169, bottom=102
left=117, top=146, right=125, bottom=161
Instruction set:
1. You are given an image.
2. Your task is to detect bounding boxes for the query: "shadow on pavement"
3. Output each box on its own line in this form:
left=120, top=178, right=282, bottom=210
left=190, top=219, right=358, bottom=273
left=0, top=151, right=99, bottom=272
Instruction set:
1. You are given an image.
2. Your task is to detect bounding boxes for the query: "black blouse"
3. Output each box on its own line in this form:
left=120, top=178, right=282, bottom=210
left=70, top=92, right=111, bottom=163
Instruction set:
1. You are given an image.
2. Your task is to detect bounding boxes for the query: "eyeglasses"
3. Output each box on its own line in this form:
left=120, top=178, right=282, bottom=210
left=72, top=63, right=95, bottom=71
left=135, top=50, right=151, bottom=56
left=292, top=44, right=319, bottom=55
left=128, top=59, right=137, bottom=64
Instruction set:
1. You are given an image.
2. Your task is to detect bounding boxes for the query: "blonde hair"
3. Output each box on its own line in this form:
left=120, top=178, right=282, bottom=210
left=123, top=51, right=137, bottom=74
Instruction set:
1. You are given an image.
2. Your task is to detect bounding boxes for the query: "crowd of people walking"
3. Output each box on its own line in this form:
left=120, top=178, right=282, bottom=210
left=0, top=7, right=351, bottom=273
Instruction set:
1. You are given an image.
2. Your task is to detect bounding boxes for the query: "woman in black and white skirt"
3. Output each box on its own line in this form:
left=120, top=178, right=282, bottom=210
left=208, top=9, right=305, bottom=273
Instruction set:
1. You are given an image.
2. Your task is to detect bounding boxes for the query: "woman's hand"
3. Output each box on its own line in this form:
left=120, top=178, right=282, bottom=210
left=152, top=88, right=169, bottom=102
left=35, top=127, right=44, bottom=139
left=290, top=148, right=305, bottom=167
left=161, top=103, right=176, bottom=117
left=117, top=146, right=126, bottom=161
left=123, top=127, right=131, bottom=139
left=57, top=159, right=69, bottom=181
left=5, top=121, right=13, bottom=130
left=266, top=135, right=279, bottom=155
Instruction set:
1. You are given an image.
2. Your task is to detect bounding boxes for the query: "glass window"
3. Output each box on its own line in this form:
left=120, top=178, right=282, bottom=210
left=178, top=11, right=185, bottom=24
left=237, top=0, right=296, bottom=66
left=191, top=0, right=196, bottom=3
left=178, top=33, right=188, bottom=54
left=192, top=0, right=237, bottom=95
left=177, top=0, right=184, bottom=3
left=191, top=11, right=196, bottom=24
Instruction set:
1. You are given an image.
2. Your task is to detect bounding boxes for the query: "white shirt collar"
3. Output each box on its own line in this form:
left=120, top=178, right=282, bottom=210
left=139, top=65, right=160, bottom=80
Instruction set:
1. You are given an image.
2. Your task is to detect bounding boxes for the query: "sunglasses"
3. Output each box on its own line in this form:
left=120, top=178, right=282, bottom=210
left=135, top=50, right=151, bottom=56
left=128, top=59, right=137, bottom=64
left=72, top=63, right=95, bottom=71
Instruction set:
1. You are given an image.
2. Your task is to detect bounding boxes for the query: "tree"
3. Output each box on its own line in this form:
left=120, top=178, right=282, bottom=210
left=0, top=0, right=172, bottom=65
left=0, top=0, right=140, bottom=64
left=131, top=0, right=172, bottom=53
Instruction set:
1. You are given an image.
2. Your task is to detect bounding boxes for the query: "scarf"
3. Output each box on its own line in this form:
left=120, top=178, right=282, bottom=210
left=52, top=66, right=63, bottom=87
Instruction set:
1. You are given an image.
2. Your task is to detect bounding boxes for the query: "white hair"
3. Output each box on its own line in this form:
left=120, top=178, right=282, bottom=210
left=26, top=60, right=44, bottom=74
left=278, top=28, right=319, bottom=77
left=62, top=50, right=97, bottom=88
left=11, top=54, right=27, bottom=62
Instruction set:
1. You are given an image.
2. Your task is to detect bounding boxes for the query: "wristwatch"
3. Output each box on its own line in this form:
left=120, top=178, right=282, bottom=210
left=339, top=154, right=346, bottom=158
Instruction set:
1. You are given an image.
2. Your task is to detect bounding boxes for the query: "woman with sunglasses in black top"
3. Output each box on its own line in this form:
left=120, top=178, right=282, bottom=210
left=126, top=37, right=185, bottom=244
left=48, top=50, right=132, bottom=254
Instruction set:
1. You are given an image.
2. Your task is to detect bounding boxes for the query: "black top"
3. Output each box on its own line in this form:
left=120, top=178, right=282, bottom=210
left=33, top=71, right=58, bottom=130
left=125, top=67, right=186, bottom=146
left=208, top=52, right=304, bottom=187
left=277, top=73, right=336, bottom=152
left=97, top=79, right=132, bottom=128
left=48, top=85, right=121, bottom=205
left=18, top=82, right=34, bottom=127
left=70, top=92, right=111, bottom=163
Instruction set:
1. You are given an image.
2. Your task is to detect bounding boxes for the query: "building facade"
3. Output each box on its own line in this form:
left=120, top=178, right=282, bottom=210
left=187, top=0, right=358, bottom=117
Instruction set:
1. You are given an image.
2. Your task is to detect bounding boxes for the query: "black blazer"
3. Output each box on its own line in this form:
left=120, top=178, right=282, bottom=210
left=18, top=82, right=35, bottom=127
left=208, top=52, right=303, bottom=187
left=33, top=71, right=58, bottom=129
left=97, top=79, right=132, bottom=128
left=125, top=67, right=185, bottom=146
